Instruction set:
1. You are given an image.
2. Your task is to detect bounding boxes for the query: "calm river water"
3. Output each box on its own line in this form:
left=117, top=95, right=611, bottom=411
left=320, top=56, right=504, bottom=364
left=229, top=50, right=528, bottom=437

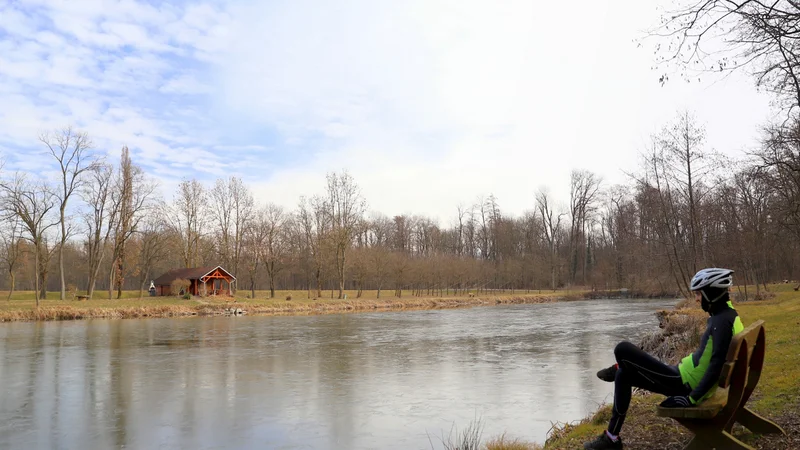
left=0, top=298, right=677, bottom=450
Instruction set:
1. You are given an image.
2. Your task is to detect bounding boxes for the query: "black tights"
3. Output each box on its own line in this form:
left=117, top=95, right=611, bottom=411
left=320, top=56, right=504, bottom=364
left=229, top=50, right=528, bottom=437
left=608, top=341, right=691, bottom=435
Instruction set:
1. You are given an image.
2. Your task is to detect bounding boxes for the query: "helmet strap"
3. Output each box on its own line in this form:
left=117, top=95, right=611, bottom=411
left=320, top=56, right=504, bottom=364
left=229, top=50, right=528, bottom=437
left=701, top=289, right=728, bottom=304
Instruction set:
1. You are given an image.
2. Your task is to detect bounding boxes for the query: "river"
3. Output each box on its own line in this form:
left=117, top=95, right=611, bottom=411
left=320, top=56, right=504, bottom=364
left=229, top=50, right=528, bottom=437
left=0, top=298, right=677, bottom=449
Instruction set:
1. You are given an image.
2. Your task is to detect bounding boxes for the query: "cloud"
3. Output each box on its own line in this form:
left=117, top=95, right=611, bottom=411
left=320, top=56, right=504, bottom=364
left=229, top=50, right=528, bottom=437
left=214, top=0, right=775, bottom=223
left=0, top=0, right=779, bottom=225
left=0, top=0, right=232, bottom=187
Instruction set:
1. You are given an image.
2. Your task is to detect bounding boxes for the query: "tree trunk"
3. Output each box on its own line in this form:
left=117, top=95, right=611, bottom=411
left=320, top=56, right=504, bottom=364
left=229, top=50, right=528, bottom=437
left=117, top=247, right=124, bottom=299
left=338, top=247, right=345, bottom=299
left=59, top=225, right=66, bottom=301
left=108, top=263, right=115, bottom=300
left=39, top=269, right=48, bottom=302
left=315, top=267, right=322, bottom=298
left=269, top=273, right=275, bottom=299
left=87, top=257, right=104, bottom=299
left=34, top=243, right=40, bottom=307
left=138, top=267, right=150, bottom=300
left=7, top=271, right=14, bottom=301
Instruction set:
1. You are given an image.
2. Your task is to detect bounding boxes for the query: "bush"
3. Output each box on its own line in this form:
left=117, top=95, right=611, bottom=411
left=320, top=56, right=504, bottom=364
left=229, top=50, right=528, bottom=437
left=171, top=278, right=191, bottom=297
left=182, top=293, right=192, bottom=300
left=674, top=297, right=695, bottom=309
left=639, top=309, right=706, bottom=364
left=286, top=294, right=292, bottom=301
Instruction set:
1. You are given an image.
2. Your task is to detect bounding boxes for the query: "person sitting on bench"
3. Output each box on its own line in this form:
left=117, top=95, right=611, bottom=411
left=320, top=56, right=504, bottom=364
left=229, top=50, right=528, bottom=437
left=583, top=268, right=744, bottom=450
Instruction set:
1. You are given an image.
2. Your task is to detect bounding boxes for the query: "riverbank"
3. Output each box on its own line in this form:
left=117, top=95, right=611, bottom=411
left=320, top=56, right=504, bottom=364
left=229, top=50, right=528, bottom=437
left=541, top=283, right=800, bottom=449
left=0, top=289, right=593, bottom=322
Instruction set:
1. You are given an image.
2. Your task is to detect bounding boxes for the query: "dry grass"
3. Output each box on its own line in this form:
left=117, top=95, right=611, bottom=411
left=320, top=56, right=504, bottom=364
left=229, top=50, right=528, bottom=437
left=0, top=289, right=586, bottom=322
left=429, top=418, right=484, bottom=450
left=429, top=419, right=543, bottom=450
left=638, top=308, right=707, bottom=364
left=484, top=433, right=542, bottom=450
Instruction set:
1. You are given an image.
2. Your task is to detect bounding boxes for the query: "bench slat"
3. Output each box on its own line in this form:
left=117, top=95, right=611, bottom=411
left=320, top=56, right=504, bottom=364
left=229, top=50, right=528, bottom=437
left=657, top=387, right=728, bottom=419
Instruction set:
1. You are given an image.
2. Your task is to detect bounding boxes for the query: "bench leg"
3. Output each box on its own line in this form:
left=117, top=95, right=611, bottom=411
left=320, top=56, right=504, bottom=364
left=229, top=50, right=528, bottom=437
left=680, top=421, right=754, bottom=450
left=728, top=406, right=786, bottom=435
left=683, top=430, right=753, bottom=450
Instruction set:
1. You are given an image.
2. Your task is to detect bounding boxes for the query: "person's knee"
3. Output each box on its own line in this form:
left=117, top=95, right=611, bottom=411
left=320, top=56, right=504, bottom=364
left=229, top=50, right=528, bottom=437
left=614, top=341, right=637, bottom=362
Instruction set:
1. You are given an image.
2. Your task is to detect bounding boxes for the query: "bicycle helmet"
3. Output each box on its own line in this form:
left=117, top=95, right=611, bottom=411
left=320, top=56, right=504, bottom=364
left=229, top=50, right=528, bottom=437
left=690, top=268, right=733, bottom=307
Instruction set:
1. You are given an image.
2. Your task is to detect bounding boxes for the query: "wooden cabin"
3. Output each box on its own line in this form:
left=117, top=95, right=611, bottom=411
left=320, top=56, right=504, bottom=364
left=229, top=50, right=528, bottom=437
left=152, top=266, right=236, bottom=297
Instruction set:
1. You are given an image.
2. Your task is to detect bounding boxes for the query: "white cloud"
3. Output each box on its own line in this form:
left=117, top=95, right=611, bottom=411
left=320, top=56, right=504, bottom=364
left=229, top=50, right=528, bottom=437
left=0, top=0, right=779, bottom=226
left=214, top=0, right=775, bottom=223
left=159, top=74, right=210, bottom=95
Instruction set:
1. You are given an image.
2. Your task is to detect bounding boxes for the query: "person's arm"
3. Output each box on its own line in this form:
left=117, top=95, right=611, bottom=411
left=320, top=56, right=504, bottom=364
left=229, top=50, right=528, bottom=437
left=688, top=320, right=733, bottom=404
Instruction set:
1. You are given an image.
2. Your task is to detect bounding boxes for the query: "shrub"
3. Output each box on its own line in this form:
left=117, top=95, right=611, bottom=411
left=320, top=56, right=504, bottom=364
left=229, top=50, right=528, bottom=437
left=171, top=278, right=191, bottom=297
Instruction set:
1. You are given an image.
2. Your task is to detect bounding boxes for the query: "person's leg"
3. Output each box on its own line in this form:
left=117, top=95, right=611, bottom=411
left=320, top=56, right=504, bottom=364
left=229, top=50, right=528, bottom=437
left=607, top=341, right=690, bottom=436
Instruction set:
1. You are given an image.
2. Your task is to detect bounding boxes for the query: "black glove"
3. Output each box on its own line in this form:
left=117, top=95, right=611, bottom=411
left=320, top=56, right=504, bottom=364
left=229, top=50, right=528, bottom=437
left=660, top=395, right=693, bottom=408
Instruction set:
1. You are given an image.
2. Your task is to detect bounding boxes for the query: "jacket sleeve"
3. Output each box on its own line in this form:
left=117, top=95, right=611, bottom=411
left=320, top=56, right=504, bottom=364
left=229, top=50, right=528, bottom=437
left=689, top=319, right=733, bottom=403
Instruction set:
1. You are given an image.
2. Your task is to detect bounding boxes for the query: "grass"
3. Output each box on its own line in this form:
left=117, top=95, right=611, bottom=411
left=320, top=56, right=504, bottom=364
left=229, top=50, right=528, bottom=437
left=430, top=419, right=543, bottom=450
left=0, top=288, right=589, bottom=322
left=538, top=283, right=800, bottom=449
left=484, top=434, right=541, bottom=450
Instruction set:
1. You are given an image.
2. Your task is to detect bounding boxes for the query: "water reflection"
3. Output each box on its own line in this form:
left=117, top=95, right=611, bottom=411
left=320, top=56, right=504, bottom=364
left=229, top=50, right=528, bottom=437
left=0, top=298, right=676, bottom=450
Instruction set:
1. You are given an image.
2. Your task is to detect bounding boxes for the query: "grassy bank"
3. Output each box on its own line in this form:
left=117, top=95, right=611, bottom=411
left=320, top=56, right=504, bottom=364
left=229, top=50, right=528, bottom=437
left=0, top=288, right=589, bottom=322
left=540, top=283, right=800, bottom=449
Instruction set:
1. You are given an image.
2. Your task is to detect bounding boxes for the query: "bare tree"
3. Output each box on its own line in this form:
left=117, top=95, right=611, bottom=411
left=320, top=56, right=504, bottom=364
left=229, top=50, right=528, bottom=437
left=659, top=112, right=714, bottom=270
left=40, top=126, right=97, bottom=300
left=568, top=170, right=602, bottom=285
left=0, top=175, right=58, bottom=306
left=536, top=188, right=565, bottom=291
left=210, top=176, right=254, bottom=277
left=326, top=171, right=366, bottom=299
left=297, top=195, right=330, bottom=298
left=108, top=148, right=156, bottom=299
left=758, top=121, right=800, bottom=240
left=170, top=178, right=207, bottom=269
left=0, top=216, right=24, bottom=300
left=244, top=207, right=269, bottom=298
left=651, top=1, right=800, bottom=117
left=208, top=177, right=254, bottom=290
left=82, top=162, right=116, bottom=299
left=134, top=218, right=170, bottom=299
left=210, top=177, right=234, bottom=269
left=229, top=178, right=253, bottom=286
left=261, top=203, right=287, bottom=298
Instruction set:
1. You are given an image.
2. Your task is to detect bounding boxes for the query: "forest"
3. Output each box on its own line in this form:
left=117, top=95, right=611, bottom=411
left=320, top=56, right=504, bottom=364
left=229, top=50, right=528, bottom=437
left=2, top=112, right=799, bottom=305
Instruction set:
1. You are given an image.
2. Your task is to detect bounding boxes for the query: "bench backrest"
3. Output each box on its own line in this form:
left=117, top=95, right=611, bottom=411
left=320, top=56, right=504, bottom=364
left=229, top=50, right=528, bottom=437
left=719, top=319, right=765, bottom=390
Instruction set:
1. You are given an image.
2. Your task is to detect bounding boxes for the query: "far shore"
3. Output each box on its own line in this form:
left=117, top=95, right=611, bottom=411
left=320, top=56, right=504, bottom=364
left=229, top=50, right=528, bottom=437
left=0, top=288, right=672, bottom=323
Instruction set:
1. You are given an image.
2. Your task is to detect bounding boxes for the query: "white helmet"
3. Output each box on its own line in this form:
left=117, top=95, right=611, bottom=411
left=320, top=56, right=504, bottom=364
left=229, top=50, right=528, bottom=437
left=690, top=268, right=734, bottom=292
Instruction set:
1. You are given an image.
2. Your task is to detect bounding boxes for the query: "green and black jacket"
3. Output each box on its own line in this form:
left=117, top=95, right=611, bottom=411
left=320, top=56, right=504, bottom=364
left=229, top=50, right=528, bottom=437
left=678, top=301, right=745, bottom=404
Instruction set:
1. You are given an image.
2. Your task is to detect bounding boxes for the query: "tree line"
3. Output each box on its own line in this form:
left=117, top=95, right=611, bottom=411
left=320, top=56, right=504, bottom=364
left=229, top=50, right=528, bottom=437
left=1, top=112, right=799, bottom=304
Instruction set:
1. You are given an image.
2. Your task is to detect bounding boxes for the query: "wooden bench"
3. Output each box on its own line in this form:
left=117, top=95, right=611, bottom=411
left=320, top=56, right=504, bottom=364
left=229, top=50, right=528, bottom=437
left=656, top=320, right=786, bottom=449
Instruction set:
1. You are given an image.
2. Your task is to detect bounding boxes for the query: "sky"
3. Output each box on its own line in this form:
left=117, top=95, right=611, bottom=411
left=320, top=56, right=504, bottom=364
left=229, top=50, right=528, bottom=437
left=0, top=0, right=780, bottom=226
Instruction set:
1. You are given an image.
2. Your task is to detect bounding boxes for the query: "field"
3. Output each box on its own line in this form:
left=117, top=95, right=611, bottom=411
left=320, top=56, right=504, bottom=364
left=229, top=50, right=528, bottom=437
left=0, top=288, right=588, bottom=322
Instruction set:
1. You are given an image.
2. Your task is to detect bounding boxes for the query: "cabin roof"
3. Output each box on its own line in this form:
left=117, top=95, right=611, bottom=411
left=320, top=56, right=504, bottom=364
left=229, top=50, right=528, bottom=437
left=152, top=265, right=236, bottom=285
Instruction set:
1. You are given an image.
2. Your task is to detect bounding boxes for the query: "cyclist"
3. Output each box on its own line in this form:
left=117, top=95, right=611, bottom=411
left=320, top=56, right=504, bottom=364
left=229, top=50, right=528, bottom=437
left=582, top=268, right=744, bottom=449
